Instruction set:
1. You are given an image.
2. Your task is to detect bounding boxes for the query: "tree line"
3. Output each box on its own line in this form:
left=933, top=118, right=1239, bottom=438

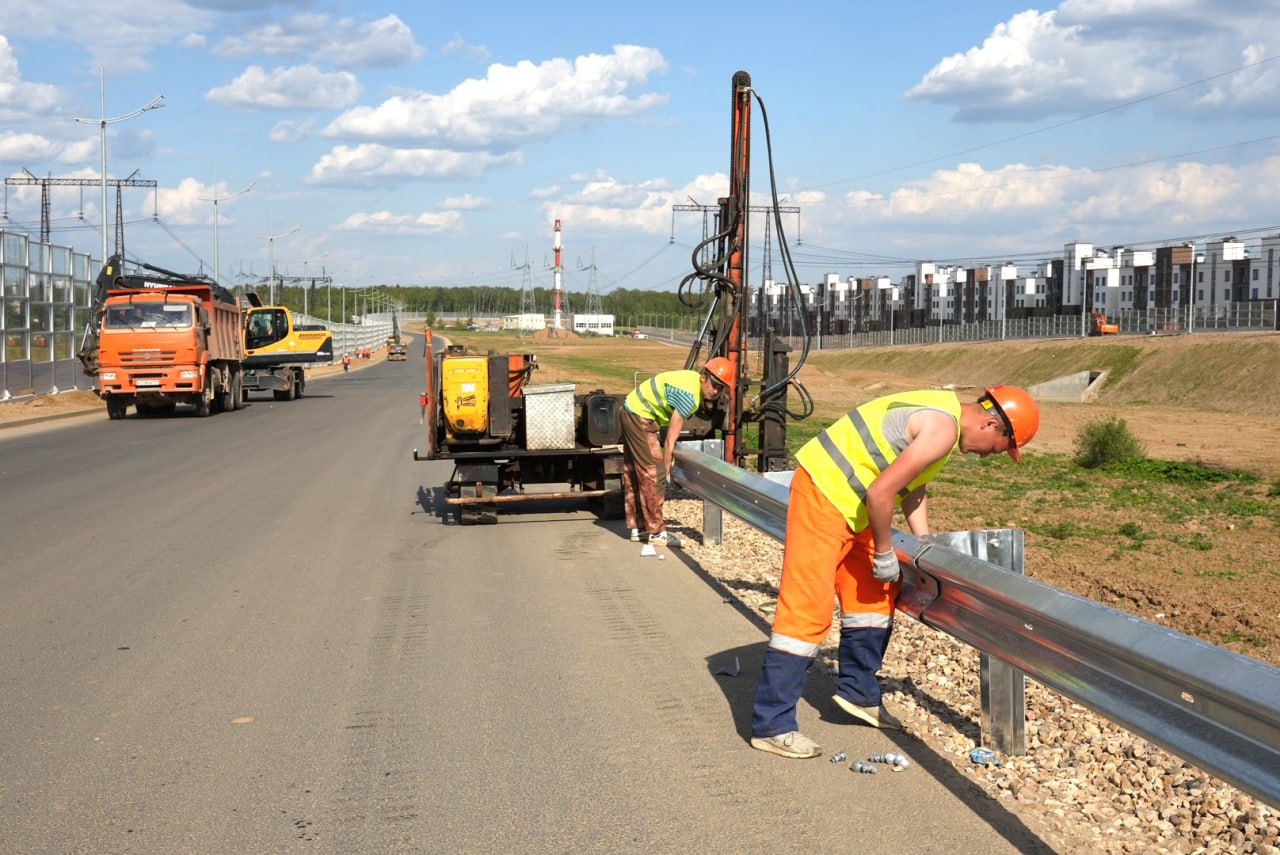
left=280, top=282, right=707, bottom=327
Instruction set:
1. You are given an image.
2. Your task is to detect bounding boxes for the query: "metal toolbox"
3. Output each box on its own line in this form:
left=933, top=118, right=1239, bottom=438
left=523, top=383, right=577, bottom=449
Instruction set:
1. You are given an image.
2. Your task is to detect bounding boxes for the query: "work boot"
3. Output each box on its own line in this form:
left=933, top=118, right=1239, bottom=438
left=832, top=694, right=902, bottom=730
left=750, top=731, right=822, bottom=759
left=649, top=531, right=682, bottom=548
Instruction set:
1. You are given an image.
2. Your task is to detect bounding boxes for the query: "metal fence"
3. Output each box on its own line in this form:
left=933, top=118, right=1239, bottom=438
left=637, top=300, right=1280, bottom=352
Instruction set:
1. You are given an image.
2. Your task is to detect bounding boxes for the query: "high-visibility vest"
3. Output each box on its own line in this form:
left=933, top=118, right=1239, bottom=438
left=794, top=390, right=962, bottom=532
left=624, top=370, right=701, bottom=428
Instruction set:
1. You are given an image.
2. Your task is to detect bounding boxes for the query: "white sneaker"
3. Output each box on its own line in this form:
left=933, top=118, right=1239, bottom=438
left=629, top=529, right=642, bottom=542
left=832, top=694, right=902, bottom=730
left=750, top=731, right=822, bottom=759
left=649, top=531, right=682, bottom=548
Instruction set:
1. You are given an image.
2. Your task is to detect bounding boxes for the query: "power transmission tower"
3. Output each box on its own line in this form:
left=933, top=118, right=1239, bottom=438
left=513, top=246, right=535, bottom=337
left=578, top=247, right=602, bottom=316
left=4, top=167, right=156, bottom=252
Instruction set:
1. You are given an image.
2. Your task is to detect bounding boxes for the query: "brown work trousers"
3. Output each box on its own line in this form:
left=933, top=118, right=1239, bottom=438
left=620, top=409, right=667, bottom=536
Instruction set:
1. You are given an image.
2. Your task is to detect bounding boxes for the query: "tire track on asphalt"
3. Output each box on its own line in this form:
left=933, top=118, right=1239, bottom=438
left=328, top=544, right=432, bottom=851
left=579, top=570, right=791, bottom=813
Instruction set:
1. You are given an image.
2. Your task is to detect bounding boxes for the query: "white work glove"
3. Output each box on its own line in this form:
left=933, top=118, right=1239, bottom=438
left=872, top=550, right=901, bottom=583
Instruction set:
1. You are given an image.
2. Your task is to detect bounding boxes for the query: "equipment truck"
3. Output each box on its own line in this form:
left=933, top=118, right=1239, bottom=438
left=387, top=309, right=408, bottom=361
left=413, top=330, right=627, bottom=524
left=241, top=293, right=334, bottom=400
left=81, top=255, right=333, bottom=417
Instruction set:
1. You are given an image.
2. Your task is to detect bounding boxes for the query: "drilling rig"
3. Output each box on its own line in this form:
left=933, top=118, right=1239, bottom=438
left=413, top=71, right=811, bottom=525
left=674, top=70, right=813, bottom=472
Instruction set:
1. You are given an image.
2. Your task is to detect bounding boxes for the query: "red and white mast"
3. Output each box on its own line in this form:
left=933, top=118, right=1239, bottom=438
left=552, top=218, right=563, bottom=330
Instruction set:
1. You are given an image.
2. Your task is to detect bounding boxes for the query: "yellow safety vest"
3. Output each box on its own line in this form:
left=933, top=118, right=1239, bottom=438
left=794, top=390, right=962, bottom=531
left=624, top=370, right=702, bottom=428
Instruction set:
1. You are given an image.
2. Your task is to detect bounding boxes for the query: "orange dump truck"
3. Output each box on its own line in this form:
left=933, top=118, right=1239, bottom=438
left=84, top=256, right=246, bottom=419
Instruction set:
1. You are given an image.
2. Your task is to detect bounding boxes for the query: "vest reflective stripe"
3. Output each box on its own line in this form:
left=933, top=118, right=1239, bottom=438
left=626, top=377, right=665, bottom=420
left=795, top=390, right=962, bottom=531
left=624, top=370, right=701, bottom=428
left=768, top=631, right=821, bottom=658
left=841, top=611, right=894, bottom=630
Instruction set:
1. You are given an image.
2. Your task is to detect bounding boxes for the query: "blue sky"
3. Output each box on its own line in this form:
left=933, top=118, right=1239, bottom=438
left=2, top=0, right=1278, bottom=302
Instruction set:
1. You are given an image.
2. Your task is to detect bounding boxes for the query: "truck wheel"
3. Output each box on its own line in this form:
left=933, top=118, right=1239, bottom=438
left=231, top=374, right=244, bottom=410
left=194, top=387, right=212, bottom=417
left=106, top=398, right=128, bottom=420
left=294, top=373, right=304, bottom=399
left=217, top=378, right=234, bottom=413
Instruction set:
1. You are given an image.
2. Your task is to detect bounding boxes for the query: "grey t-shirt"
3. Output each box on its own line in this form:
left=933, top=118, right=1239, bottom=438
left=880, top=405, right=951, bottom=456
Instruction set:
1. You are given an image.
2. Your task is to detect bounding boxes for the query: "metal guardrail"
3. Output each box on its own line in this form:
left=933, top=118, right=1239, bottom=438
left=672, top=447, right=1280, bottom=808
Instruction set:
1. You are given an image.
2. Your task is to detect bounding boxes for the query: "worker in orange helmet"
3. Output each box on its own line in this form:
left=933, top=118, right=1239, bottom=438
left=620, top=357, right=734, bottom=548
left=749, top=385, right=1039, bottom=759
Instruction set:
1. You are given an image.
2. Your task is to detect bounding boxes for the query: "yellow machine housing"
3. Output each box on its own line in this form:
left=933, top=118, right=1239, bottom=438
left=441, top=355, right=491, bottom=436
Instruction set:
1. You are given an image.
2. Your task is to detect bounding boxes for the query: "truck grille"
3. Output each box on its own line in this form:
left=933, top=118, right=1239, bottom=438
left=122, top=350, right=178, bottom=364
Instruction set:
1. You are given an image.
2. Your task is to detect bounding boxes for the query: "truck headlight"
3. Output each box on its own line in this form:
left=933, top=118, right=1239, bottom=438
left=100, top=372, right=116, bottom=380
left=179, top=370, right=199, bottom=379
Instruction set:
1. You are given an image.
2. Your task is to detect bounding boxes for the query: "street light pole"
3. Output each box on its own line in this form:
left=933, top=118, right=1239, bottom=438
left=198, top=181, right=254, bottom=285
left=259, top=225, right=300, bottom=305
left=74, top=67, right=164, bottom=264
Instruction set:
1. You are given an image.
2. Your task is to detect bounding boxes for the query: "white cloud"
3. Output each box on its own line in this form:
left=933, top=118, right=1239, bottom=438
left=803, top=153, right=1280, bottom=259
left=153, top=177, right=218, bottom=227
left=539, top=171, right=724, bottom=235
left=529, top=185, right=560, bottom=199
left=323, top=44, right=668, bottom=147
left=307, top=144, right=522, bottom=184
left=440, top=194, right=490, bottom=210
left=182, top=33, right=206, bottom=49
left=0, top=35, right=66, bottom=118
left=905, top=3, right=1280, bottom=121
left=441, top=34, right=491, bottom=62
left=269, top=117, right=315, bottom=143
left=0, top=1, right=212, bottom=73
left=215, top=13, right=423, bottom=68
left=336, top=209, right=463, bottom=235
left=205, top=65, right=361, bottom=110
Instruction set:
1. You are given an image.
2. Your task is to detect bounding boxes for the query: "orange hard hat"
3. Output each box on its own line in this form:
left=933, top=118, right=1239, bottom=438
left=702, top=356, right=735, bottom=390
left=982, top=385, right=1040, bottom=461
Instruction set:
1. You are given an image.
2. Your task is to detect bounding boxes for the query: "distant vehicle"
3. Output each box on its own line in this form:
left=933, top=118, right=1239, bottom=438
left=1089, top=310, right=1119, bottom=336
left=387, top=309, right=408, bottom=361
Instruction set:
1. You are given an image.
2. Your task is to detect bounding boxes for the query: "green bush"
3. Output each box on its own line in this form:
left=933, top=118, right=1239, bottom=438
left=1073, top=416, right=1146, bottom=469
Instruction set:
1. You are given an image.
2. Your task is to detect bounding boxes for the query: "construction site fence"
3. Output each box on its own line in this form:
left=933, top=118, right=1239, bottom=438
left=636, top=300, right=1279, bottom=350
left=671, top=445, right=1280, bottom=809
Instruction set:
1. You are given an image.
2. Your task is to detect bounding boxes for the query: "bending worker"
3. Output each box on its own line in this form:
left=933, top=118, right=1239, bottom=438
left=750, top=385, right=1040, bottom=759
left=621, top=358, right=734, bottom=548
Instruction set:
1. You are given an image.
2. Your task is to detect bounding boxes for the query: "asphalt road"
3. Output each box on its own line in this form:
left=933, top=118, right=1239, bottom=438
left=0, top=341, right=1049, bottom=854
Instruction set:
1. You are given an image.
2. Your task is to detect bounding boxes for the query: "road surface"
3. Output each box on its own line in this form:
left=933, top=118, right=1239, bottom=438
left=0, top=341, right=1049, bottom=853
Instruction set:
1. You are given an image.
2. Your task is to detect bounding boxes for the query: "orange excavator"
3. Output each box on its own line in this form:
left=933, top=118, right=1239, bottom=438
left=1090, top=310, right=1119, bottom=336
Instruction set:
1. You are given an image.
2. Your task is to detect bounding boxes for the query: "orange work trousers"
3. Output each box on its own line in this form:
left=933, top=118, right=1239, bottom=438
left=770, top=465, right=900, bottom=652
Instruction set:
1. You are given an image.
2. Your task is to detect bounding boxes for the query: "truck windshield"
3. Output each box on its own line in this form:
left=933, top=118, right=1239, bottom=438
left=105, top=303, right=193, bottom=329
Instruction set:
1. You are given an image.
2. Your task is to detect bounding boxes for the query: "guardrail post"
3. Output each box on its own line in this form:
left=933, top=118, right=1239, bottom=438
left=927, top=529, right=1027, bottom=755
left=677, top=439, right=724, bottom=545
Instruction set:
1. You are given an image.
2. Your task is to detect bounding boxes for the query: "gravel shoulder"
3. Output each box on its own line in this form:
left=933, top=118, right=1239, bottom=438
left=663, top=496, right=1277, bottom=855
